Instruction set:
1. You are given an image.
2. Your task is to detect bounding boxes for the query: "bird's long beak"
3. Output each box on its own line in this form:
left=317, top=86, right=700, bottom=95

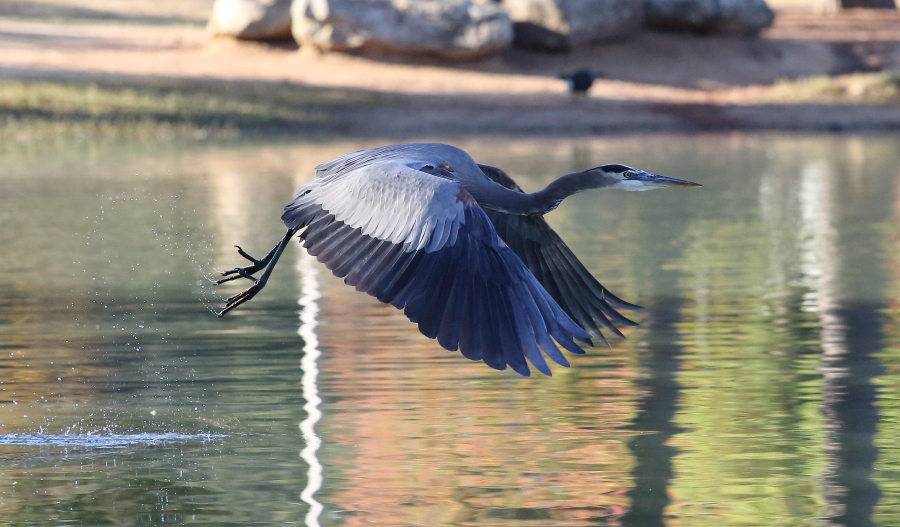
left=642, top=173, right=702, bottom=188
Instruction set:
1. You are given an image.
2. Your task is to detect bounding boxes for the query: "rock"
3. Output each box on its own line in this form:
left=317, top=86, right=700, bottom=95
left=291, top=0, right=514, bottom=60
left=502, top=0, right=644, bottom=52
left=645, top=0, right=775, bottom=36
left=208, top=0, right=293, bottom=41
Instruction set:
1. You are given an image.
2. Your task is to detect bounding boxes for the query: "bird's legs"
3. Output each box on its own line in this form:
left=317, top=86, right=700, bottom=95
left=215, top=228, right=297, bottom=316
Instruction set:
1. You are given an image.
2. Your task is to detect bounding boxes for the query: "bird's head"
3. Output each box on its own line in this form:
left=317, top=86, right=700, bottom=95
left=590, top=164, right=702, bottom=191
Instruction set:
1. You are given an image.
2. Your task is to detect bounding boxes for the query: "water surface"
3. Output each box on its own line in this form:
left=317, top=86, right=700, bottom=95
left=0, top=134, right=899, bottom=526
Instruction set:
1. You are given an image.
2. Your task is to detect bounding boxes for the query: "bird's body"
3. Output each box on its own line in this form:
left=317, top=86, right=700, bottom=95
left=216, top=143, right=700, bottom=376
left=559, top=69, right=600, bottom=94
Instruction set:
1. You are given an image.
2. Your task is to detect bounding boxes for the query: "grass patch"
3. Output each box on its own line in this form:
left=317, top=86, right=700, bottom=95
left=0, top=78, right=387, bottom=142
left=765, top=71, right=900, bottom=105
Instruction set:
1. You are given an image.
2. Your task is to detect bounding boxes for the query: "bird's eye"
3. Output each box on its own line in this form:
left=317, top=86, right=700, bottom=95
left=422, top=164, right=435, bottom=171
left=623, top=171, right=634, bottom=179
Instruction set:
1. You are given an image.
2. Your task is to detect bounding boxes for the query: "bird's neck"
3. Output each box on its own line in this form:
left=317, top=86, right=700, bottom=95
left=473, top=170, right=613, bottom=216
left=527, top=171, right=613, bottom=215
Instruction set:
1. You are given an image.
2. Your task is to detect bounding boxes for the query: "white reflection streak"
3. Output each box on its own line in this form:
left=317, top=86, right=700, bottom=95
left=799, top=161, right=838, bottom=315
left=297, top=250, right=323, bottom=527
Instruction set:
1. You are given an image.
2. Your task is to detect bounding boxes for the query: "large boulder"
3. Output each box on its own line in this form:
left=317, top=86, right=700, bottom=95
left=645, top=0, right=775, bottom=36
left=502, top=0, right=644, bottom=52
left=208, top=0, right=294, bottom=40
left=291, top=0, right=514, bottom=60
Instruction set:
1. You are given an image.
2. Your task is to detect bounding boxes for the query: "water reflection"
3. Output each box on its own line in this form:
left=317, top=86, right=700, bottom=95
left=297, top=250, right=324, bottom=527
left=622, top=299, right=683, bottom=527
left=0, top=134, right=899, bottom=526
left=821, top=306, right=882, bottom=527
left=798, top=154, right=882, bottom=527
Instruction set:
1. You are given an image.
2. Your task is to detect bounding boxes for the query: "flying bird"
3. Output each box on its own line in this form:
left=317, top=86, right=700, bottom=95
left=216, top=143, right=700, bottom=376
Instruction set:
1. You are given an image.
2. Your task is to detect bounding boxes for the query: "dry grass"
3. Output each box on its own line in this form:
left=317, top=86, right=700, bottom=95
left=0, top=77, right=386, bottom=142
left=764, top=71, right=900, bottom=105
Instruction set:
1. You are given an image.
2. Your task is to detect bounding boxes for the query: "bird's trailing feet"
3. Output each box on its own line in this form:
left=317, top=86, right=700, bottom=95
left=215, top=228, right=297, bottom=316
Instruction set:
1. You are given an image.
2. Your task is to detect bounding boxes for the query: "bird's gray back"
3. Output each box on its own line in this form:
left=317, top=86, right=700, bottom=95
left=314, top=143, right=484, bottom=183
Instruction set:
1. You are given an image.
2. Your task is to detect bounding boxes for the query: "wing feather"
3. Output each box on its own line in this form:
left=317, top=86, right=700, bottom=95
left=354, top=243, right=407, bottom=293
left=508, top=286, right=552, bottom=375
left=436, top=264, right=466, bottom=351
left=419, top=247, right=459, bottom=339
left=479, top=289, right=505, bottom=371
left=495, top=284, right=529, bottom=376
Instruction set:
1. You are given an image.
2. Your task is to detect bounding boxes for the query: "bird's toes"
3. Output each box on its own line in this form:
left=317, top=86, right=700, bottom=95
left=234, top=245, right=261, bottom=265
left=236, top=269, right=259, bottom=283
left=225, top=283, right=262, bottom=305
left=220, top=267, right=241, bottom=277
left=215, top=272, right=243, bottom=285
left=218, top=284, right=263, bottom=316
left=217, top=267, right=260, bottom=284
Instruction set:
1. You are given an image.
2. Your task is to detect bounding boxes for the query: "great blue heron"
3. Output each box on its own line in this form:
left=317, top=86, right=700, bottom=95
left=216, top=143, right=700, bottom=376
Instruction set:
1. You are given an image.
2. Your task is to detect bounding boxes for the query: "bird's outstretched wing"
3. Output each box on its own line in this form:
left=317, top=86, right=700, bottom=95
left=478, top=164, right=641, bottom=343
left=282, top=160, right=591, bottom=376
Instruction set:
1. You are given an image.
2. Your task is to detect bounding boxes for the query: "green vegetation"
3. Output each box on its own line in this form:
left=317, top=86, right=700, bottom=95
left=0, top=78, right=386, bottom=142
left=766, top=71, right=900, bottom=105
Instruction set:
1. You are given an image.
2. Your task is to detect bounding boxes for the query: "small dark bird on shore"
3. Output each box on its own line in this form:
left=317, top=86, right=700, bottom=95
left=558, top=69, right=601, bottom=94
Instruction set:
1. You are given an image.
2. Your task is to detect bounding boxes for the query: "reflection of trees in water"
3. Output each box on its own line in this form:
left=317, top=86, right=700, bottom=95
left=880, top=168, right=900, bottom=525
left=668, top=217, right=828, bottom=523
left=822, top=162, right=900, bottom=527
left=791, top=147, right=884, bottom=527
left=760, top=145, right=890, bottom=527
left=621, top=299, right=682, bottom=527
left=658, top=140, right=896, bottom=525
left=820, top=307, right=882, bottom=527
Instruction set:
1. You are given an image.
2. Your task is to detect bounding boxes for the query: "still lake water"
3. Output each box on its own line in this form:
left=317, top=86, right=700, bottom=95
left=0, top=134, right=899, bottom=526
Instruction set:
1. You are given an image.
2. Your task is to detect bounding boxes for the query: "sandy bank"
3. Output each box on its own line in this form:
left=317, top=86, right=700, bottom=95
left=1, top=10, right=900, bottom=135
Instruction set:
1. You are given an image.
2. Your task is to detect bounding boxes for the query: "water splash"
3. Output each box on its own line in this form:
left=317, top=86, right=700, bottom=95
left=0, top=432, right=224, bottom=448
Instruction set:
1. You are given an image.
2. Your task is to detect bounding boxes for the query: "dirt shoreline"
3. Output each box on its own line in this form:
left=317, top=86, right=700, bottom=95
left=2, top=10, right=900, bottom=135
